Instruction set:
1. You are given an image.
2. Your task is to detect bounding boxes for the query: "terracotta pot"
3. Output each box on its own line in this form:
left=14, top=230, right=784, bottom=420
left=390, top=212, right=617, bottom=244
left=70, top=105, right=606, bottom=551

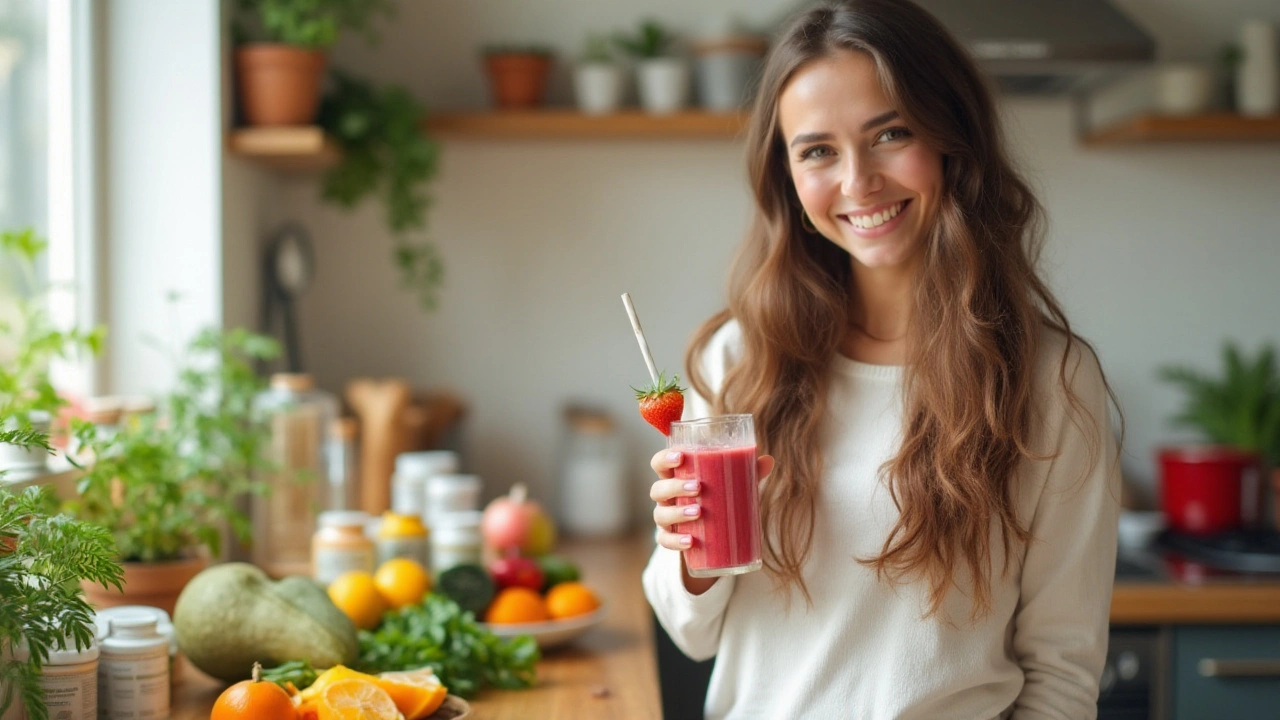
left=235, top=44, right=327, bottom=126
left=484, top=53, right=553, bottom=109
left=82, top=556, right=208, bottom=616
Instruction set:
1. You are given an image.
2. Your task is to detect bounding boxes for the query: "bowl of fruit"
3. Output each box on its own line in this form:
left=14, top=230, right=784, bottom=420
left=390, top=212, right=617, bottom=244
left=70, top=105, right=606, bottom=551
left=433, top=484, right=606, bottom=650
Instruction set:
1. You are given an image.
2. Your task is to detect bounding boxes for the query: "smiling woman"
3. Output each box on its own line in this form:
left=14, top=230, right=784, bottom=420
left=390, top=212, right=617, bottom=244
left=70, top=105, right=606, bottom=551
left=642, top=1, right=1123, bottom=719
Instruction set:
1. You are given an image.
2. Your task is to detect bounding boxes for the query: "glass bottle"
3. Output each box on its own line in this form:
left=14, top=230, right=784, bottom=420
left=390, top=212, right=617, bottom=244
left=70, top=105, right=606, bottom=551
left=253, top=373, right=339, bottom=577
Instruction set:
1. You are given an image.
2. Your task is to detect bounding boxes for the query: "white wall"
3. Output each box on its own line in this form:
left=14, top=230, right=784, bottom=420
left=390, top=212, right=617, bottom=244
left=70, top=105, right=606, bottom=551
left=262, top=0, right=1280, bottom=526
left=102, top=0, right=224, bottom=394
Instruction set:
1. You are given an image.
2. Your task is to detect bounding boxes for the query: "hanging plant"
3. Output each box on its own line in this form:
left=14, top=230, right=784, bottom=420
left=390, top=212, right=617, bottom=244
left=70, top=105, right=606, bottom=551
left=318, top=70, right=444, bottom=310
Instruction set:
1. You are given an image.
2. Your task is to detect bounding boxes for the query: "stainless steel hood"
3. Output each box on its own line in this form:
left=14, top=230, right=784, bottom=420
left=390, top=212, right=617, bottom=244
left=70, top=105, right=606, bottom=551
left=782, top=0, right=1158, bottom=95
left=912, top=0, right=1156, bottom=94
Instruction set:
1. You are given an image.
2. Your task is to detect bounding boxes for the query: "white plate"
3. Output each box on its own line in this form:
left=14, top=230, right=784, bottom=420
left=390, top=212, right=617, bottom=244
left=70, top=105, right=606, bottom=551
left=481, top=604, right=607, bottom=649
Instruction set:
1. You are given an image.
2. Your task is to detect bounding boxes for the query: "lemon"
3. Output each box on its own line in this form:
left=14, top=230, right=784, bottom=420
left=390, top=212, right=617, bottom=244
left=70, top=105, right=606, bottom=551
left=328, top=571, right=389, bottom=631
left=374, top=559, right=432, bottom=610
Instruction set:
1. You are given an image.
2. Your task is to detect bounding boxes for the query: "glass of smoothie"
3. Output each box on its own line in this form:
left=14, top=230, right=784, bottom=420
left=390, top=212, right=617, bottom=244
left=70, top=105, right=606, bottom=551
left=668, top=414, right=762, bottom=577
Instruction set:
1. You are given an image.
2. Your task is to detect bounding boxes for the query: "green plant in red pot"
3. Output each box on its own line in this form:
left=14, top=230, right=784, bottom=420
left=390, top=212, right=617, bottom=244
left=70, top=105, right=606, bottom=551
left=1157, top=342, right=1280, bottom=534
left=234, top=0, right=393, bottom=126
left=64, top=328, right=280, bottom=615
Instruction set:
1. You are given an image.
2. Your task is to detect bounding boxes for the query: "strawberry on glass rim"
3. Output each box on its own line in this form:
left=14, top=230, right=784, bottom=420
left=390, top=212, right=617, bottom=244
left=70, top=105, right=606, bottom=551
left=633, top=371, right=685, bottom=436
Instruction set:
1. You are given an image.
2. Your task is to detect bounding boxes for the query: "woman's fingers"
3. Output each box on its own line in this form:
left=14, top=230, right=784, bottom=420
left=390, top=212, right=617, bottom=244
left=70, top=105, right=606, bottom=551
left=653, top=498, right=700, bottom=529
left=649, top=448, right=683, bottom=478
left=656, top=528, right=693, bottom=551
left=757, top=454, right=775, bottom=479
left=649, top=478, right=700, bottom=504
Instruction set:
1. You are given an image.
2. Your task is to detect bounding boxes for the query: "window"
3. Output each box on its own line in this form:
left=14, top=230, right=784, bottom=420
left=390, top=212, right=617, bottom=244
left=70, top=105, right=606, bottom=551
left=0, top=0, right=96, bottom=397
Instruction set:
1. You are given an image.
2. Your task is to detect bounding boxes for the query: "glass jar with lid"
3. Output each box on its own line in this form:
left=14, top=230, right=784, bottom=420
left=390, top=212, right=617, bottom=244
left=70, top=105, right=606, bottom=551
left=312, top=510, right=376, bottom=584
left=253, top=373, right=339, bottom=577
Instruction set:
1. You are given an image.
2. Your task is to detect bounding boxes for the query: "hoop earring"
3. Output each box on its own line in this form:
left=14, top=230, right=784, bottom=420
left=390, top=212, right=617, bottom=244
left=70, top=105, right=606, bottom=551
left=801, top=210, right=818, bottom=234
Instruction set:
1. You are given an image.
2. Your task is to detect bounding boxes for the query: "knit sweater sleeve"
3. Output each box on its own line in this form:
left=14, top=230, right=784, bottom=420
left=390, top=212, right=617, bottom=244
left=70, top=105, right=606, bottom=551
left=1012, top=341, right=1121, bottom=719
left=641, top=320, right=742, bottom=662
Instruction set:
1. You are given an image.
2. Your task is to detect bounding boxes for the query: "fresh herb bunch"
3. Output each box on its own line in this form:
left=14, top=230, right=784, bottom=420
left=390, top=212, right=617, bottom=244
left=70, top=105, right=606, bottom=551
left=0, top=228, right=105, bottom=442
left=66, top=327, right=279, bottom=562
left=614, top=20, right=674, bottom=59
left=319, top=70, right=444, bottom=310
left=236, top=0, right=394, bottom=49
left=1158, top=341, right=1280, bottom=466
left=356, top=594, right=539, bottom=698
left=0, top=485, right=123, bottom=720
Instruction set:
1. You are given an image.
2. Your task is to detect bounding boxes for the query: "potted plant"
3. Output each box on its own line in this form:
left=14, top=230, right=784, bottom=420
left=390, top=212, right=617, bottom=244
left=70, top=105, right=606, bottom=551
left=233, top=0, right=393, bottom=126
left=574, top=34, right=625, bottom=115
left=318, top=70, right=445, bottom=310
left=615, top=20, right=688, bottom=115
left=65, top=327, right=279, bottom=614
left=1157, top=342, right=1280, bottom=534
left=0, top=229, right=104, bottom=473
left=1, top=476, right=123, bottom=720
left=481, top=44, right=555, bottom=110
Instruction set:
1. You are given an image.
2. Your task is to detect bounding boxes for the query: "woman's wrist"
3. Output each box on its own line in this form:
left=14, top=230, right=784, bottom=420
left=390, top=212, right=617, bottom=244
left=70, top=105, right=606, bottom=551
left=681, top=554, right=719, bottom=595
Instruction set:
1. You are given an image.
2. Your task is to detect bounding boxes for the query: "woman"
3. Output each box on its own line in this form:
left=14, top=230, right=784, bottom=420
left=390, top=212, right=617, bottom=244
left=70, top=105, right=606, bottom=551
left=641, top=1, right=1122, bottom=718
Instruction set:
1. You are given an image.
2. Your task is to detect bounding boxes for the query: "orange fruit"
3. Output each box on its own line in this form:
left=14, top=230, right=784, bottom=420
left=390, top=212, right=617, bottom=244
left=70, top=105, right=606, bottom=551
left=374, top=558, right=431, bottom=609
left=545, top=581, right=601, bottom=619
left=377, top=667, right=448, bottom=720
left=317, top=679, right=399, bottom=720
left=328, top=571, right=390, bottom=631
left=297, top=666, right=379, bottom=706
left=211, top=663, right=298, bottom=720
left=484, top=586, right=549, bottom=624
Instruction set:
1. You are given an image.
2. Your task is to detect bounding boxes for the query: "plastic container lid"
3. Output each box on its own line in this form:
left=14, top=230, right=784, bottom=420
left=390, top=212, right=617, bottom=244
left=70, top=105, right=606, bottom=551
left=379, top=512, right=429, bottom=538
left=99, top=613, right=168, bottom=655
left=10, top=634, right=100, bottom=665
left=395, top=451, right=459, bottom=479
left=427, top=474, right=481, bottom=497
left=95, top=606, right=176, bottom=656
left=318, top=510, right=372, bottom=529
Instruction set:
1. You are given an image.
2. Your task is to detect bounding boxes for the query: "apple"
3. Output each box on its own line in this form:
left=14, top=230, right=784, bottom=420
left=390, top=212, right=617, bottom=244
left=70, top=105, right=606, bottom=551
left=488, top=556, right=544, bottom=592
left=482, top=482, right=554, bottom=553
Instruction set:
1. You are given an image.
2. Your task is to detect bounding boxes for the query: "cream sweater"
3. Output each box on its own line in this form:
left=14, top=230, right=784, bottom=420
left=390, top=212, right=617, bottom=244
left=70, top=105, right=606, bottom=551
left=642, top=320, right=1120, bottom=720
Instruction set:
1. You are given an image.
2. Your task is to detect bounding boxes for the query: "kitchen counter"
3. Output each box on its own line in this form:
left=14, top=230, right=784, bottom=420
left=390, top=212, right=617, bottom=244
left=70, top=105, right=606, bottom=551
left=168, top=534, right=1280, bottom=719
left=1111, top=548, right=1280, bottom=624
left=170, top=536, right=662, bottom=720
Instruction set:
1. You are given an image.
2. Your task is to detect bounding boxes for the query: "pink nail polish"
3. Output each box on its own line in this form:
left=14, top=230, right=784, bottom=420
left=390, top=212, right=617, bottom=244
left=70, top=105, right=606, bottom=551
left=679, top=535, right=692, bottom=547
left=683, top=505, right=700, bottom=517
left=683, top=481, right=699, bottom=492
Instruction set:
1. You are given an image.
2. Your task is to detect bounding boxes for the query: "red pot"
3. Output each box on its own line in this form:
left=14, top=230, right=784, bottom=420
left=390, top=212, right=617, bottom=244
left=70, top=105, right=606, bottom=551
left=1158, top=446, right=1257, bottom=535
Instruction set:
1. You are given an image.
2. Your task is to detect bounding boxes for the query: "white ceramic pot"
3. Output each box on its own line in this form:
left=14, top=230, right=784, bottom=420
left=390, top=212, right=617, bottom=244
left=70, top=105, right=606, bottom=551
left=636, top=57, right=690, bottom=115
left=1155, top=63, right=1215, bottom=116
left=573, top=63, right=626, bottom=115
left=693, top=36, right=767, bottom=111
left=1237, top=20, right=1279, bottom=117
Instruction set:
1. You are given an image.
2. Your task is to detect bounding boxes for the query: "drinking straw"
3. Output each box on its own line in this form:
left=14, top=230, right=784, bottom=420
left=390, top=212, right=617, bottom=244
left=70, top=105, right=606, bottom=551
left=620, top=292, right=659, bottom=385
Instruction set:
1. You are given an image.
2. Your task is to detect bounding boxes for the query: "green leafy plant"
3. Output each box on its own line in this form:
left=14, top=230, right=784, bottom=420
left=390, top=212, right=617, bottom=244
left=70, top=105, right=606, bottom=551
left=0, top=484, right=124, bottom=720
left=1158, top=342, right=1280, bottom=466
left=355, top=593, right=539, bottom=698
left=614, top=20, right=675, bottom=60
left=319, top=70, right=444, bottom=310
left=66, top=328, right=279, bottom=562
left=0, top=229, right=104, bottom=450
left=235, top=0, right=394, bottom=49
left=580, top=34, right=616, bottom=64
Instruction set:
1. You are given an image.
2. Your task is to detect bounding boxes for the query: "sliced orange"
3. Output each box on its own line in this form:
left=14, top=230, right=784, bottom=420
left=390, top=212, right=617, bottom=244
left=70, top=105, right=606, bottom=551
left=316, top=679, right=400, bottom=720
left=377, top=668, right=448, bottom=720
left=297, top=666, right=379, bottom=706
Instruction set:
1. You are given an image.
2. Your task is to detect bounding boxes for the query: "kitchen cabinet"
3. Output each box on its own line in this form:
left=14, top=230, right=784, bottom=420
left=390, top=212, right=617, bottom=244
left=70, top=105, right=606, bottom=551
left=1172, top=625, right=1280, bottom=720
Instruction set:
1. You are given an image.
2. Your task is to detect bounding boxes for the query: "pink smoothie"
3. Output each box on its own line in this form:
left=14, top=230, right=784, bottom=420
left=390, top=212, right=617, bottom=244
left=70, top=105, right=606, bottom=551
left=674, top=444, right=761, bottom=574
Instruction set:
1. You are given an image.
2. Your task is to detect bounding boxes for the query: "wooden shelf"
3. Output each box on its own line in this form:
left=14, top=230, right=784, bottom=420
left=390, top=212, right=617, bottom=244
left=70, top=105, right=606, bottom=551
left=1084, top=113, right=1280, bottom=146
left=425, top=109, right=749, bottom=139
left=226, top=126, right=341, bottom=171
left=228, top=110, right=749, bottom=169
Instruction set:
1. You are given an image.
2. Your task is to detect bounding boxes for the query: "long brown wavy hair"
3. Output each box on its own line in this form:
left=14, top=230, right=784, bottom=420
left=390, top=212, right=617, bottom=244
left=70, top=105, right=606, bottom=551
left=687, top=0, right=1119, bottom=618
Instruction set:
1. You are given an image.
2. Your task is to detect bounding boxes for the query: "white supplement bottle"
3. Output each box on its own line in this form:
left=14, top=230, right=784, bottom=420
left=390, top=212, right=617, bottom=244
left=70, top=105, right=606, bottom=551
left=39, top=636, right=99, bottom=720
left=97, top=613, right=169, bottom=720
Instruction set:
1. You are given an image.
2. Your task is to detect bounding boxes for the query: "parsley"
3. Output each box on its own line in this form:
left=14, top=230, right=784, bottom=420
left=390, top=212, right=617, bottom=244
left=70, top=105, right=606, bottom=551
left=355, top=594, right=539, bottom=698
left=0, top=485, right=124, bottom=720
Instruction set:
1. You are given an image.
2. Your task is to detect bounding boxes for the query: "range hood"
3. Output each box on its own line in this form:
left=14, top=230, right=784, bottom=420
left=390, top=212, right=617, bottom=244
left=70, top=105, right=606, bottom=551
left=911, top=0, right=1156, bottom=94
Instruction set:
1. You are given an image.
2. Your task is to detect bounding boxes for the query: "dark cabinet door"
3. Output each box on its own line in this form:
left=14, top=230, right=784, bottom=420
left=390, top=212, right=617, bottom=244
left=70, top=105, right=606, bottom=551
left=1173, top=625, right=1280, bottom=720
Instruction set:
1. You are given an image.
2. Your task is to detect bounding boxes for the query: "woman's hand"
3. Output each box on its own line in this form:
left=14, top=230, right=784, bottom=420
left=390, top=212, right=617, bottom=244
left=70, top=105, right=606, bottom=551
left=649, top=448, right=774, bottom=594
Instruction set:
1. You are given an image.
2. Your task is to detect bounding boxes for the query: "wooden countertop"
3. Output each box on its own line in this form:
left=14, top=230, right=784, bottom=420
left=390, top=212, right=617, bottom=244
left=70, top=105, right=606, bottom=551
left=167, top=534, right=1280, bottom=718
left=171, top=536, right=661, bottom=720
